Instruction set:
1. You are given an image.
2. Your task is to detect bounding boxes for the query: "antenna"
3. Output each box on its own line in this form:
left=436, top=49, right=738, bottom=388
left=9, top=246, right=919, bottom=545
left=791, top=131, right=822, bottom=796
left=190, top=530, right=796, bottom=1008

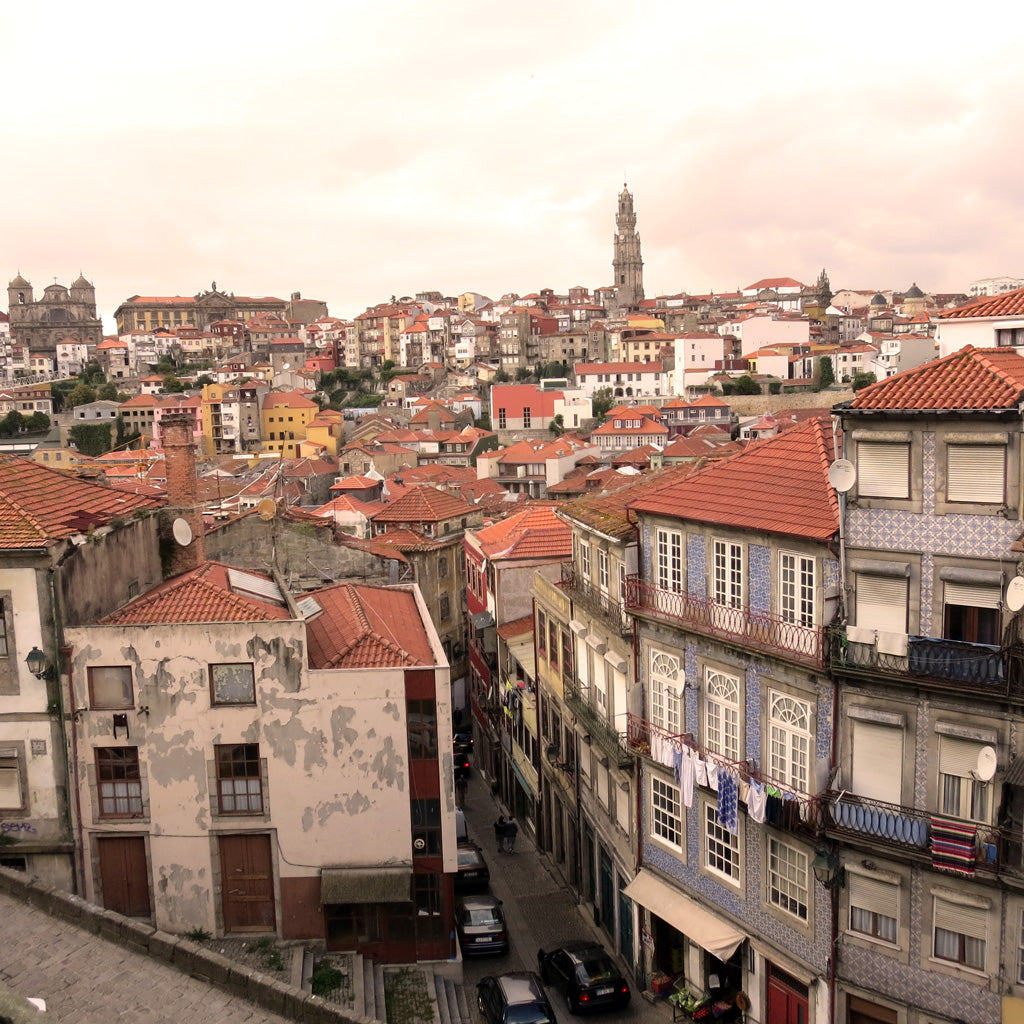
left=972, top=746, right=997, bottom=782
left=1006, top=576, right=1024, bottom=613
left=171, top=517, right=193, bottom=547
left=828, top=459, right=856, bottom=493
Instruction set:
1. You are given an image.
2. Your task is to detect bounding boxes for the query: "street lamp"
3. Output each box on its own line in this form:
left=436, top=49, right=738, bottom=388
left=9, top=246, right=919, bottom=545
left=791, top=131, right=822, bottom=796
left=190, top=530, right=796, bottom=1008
left=25, top=646, right=48, bottom=679
left=811, top=847, right=845, bottom=889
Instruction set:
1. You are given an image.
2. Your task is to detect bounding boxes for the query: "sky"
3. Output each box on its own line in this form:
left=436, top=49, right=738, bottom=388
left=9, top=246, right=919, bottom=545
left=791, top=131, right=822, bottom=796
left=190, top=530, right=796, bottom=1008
left=3, top=1, right=1023, bottom=329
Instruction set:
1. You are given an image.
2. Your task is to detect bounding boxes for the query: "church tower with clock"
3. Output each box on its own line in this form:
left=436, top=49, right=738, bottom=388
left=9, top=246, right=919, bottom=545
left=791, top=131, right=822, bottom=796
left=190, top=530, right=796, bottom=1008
left=613, top=183, right=645, bottom=312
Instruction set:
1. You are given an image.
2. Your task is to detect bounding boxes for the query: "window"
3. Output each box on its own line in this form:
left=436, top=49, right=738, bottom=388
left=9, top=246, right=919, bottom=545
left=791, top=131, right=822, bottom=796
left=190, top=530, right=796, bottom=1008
left=848, top=872, right=898, bottom=945
left=769, top=691, right=811, bottom=792
left=411, top=799, right=442, bottom=856
left=440, top=594, right=451, bottom=621
left=407, top=699, right=438, bottom=759
left=210, top=663, right=256, bottom=705
left=933, top=895, right=986, bottom=970
left=768, top=837, right=809, bottom=921
left=943, top=582, right=1000, bottom=645
left=704, top=803, right=740, bottom=882
left=215, top=743, right=263, bottom=814
left=598, top=550, right=609, bottom=592
left=713, top=540, right=743, bottom=608
left=498, top=408, right=506, bottom=429
left=651, top=776, right=682, bottom=848
left=780, top=552, right=815, bottom=627
left=650, top=649, right=682, bottom=734
left=523, top=407, right=531, bottom=428
left=549, top=620, right=559, bottom=670
left=1017, top=908, right=1024, bottom=984
left=0, top=599, right=7, bottom=656
left=656, top=528, right=682, bottom=593
left=579, top=541, right=591, bottom=579
left=851, top=719, right=903, bottom=804
left=857, top=441, right=910, bottom=499
left=704, top=669, right=740, bottom=761
left=88, top=666, right=134, bottom=709
left=438, top=555, right=449, bottom=579
left=96, top=747, right=143, bottom=817
left=0, top=748, right=23, bottom=810
left=947, top=444, right=1005, bottom=504
left=537, top=609, right=547, bottom=656
left=938, top=736, right=992, bottom=823
left=855, top=573, right=908, bottom=632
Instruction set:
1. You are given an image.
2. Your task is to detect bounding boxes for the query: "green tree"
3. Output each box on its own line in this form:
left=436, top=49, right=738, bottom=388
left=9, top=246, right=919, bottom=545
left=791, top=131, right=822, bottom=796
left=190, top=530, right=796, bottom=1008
left=769, top=381, right=782, bottom=395
left=97, top=382, right=119, bottom=401
left=27, top=411, right=51, bottom=432
left=162, top=375, right=185, bottom=393
left=818, top=356, right=836, bottom=389
left=852, top=371, right=877, bottom=392
left=0, top=411, right=25, bottom=436
left=493, top=370, right=510, bottom=383
left=549, top=413, right=564, bottom=435
left=195, top=375, right=215, bottom=388
left=69, top=422, right=114, bottom=457
left=592, top=386, right=614, bottom=420
left=66, top=382, right=97, bottom=408
left=515, top=367, right=531, bottom=382
left=115, top=415, right=141, bottom=448
left=730, top=375, right=762, bottom=395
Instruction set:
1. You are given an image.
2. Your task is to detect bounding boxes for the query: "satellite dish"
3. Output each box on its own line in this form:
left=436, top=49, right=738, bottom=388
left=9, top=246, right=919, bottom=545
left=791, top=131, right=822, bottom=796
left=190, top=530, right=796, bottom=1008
left=171, top=518, right=193, bottom=547
left=973, top=745, right=998, bottom=782
left=828, top=459, right=856, bottom=493
left=281, top=362, right=290, bottom=370
left=256, top=498, right=277, bottom=521
left=1007, top=576, right=1024, bottom=613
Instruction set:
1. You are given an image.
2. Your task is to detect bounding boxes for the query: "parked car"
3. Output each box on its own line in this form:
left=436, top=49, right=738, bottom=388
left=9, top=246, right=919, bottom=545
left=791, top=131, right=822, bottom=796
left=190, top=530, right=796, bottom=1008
left=478, top=972, right=557, bottom=1024
left=454, top=728, right=474, bottom=755
left=454, top=748, right=471, bottom=779
left=456, top=894, right=508, bottom=955
left=454, top=841, right=490, bottom=893
left=537, top=941, right=631, bottom=1013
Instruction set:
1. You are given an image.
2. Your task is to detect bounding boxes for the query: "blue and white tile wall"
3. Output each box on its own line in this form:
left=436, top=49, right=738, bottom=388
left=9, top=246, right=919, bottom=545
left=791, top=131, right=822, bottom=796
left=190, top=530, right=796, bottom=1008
left=687, top=533, right=706, bottom=597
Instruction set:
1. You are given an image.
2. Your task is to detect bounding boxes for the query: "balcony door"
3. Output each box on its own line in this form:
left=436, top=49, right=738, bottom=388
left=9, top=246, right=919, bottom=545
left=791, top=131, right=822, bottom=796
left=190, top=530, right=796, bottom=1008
left=943, top=583, right=1000, bottom=646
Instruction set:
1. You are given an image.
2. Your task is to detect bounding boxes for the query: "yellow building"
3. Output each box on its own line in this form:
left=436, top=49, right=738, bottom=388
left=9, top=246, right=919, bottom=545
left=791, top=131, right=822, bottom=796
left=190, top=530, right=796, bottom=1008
left=260, top=390, right=319, bottom=457
left=298, top=409, right=344, bottom=459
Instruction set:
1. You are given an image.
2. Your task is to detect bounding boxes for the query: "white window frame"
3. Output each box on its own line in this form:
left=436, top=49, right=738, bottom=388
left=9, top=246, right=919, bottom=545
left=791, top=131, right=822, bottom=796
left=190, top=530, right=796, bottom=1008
left=768, top=690, right=811, bottom=793
left=847, top=871, right=899, bottom=946
left=704, top=802, right=741, bottom=884
left=598, top=549, right=609, bottom=592
left=579, top=540, right=592, bottom=580
left=932, top=893, right=987, bottom=972
left=855, top=573, right=908, bottom=633
left=651, top=774, right=683, bottom=850
left=851, top=719, right=904, bottom=805
left=780, top=551, right=815, bottom=628
left=713, top=539, right=743, bottom=608
left=947, top=443, right=1005, bottom=504
left=0, top=748, right=24, bottom=811
left=704, top=668, right=740, bottom=761
left=650, top=648, right=682, bottom=734
left=767, top=837, right=809, bottom=922
left=656, top=528, right=683, bottom=594
left=938, top=736, right=993, bottom=824
left=857, top=441, right=910, bottom=499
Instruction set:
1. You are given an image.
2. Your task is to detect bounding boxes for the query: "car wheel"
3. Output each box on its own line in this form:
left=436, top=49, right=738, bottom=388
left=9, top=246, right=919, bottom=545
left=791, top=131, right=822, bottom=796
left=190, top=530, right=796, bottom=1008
left=566, top=992, right=577, bottom=1015
left=478, top=996, right=486, bottom=1019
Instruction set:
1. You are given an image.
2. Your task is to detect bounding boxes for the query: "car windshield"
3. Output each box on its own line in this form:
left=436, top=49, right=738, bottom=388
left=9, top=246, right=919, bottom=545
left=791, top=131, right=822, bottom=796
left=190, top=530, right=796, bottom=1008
left=463, top=907, right=502, bottom=926
left=507, top=1006, right=553, bottom=1024
left=578, top=958, right=617, bottom=984
left=458, top=848, right=481, bottom=867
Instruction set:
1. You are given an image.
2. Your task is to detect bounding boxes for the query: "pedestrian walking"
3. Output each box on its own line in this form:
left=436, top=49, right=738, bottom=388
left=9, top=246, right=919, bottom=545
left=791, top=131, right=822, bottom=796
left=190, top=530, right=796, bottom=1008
left=455, top=775, right=468, bottom=808
left=493, top=815, right=508, bottom=852
left=505, top=817, right=518, bottom=853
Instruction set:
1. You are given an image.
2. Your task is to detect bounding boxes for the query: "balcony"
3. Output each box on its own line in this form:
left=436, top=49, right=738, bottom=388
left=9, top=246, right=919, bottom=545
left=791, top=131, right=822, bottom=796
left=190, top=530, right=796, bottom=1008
left=625, top=713, right=821, bottom=840
left=625, top=577, right=825, bottom=669
left=561, top=563, right=631, bottom=637
left=563, top=677, right=633, bottom=768
left=830, top=628, right=1019, bottom=697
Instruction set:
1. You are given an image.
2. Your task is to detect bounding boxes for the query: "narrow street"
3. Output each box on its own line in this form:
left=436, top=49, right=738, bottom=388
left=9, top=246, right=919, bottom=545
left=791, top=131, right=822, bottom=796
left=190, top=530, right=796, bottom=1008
left=459, top=768, right=671, bottom=1024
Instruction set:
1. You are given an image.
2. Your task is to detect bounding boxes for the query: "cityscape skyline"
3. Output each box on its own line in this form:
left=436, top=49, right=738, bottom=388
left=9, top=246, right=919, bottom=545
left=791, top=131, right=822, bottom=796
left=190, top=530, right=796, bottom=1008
left=4, top=1, right=1022, bottom=327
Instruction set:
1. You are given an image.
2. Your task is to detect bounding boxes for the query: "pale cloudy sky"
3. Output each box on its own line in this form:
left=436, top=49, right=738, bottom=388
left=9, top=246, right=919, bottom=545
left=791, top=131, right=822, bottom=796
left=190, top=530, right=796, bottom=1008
left=3, top=1, right=1023, bottom=327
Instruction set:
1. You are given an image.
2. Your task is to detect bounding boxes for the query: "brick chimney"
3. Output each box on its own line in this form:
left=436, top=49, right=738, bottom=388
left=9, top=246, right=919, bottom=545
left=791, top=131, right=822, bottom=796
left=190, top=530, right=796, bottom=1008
left=160, top=411, right=206, bottom=576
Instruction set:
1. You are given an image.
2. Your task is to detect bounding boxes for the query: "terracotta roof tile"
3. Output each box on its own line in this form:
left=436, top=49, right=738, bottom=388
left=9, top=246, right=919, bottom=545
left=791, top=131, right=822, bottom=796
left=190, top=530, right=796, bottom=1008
left=938, top=287, right=1024, bottom=319
left=371, top=485, right=477, bottom=523
left=847, top=345, right=1024, bottom=411
left=628, top=418, right=839, bottom=541
left=471, top=504, right=571, bottom=561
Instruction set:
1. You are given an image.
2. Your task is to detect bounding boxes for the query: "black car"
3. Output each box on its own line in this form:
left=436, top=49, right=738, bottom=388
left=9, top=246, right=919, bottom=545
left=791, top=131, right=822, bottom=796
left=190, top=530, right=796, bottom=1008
left=537, top=942, right=631, bottom=1013
left=454, top=728, right=474, bottom=755
left=478, top=972, right=557, bottom=1024
left=456, top=894, right=508, bottom=956
left=454, top=748, right=472, bottom=779
left=454, top=841, right=490, bottom=893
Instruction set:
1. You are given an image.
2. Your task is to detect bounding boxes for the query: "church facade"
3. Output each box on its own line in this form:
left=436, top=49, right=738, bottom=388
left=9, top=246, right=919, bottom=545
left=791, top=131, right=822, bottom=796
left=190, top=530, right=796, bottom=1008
left=6, top=274, right=104, bottom=361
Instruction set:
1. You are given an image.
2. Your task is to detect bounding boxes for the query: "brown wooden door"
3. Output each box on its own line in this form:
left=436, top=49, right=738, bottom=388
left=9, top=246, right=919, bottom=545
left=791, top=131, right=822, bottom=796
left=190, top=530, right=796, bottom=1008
left=220, top=833, right=276, bottom=933
left=98, top=836, right=151, bottom=918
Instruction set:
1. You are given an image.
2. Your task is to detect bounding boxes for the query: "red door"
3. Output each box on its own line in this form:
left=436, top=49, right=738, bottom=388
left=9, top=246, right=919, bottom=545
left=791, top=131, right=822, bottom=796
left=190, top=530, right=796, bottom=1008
left=98, top=836, right=151, bottom=917
left=220, top=834, right=276, bottom=933
left=766, top=964, right=809, bottom=1024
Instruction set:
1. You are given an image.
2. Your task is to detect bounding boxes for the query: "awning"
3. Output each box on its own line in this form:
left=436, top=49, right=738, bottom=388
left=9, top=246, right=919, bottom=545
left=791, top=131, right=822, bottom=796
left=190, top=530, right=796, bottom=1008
left=507, top=637, right=536, bottom=680
left=623, top=869, right=745, bottom=962
left=320, top=867, right=412, bottom=906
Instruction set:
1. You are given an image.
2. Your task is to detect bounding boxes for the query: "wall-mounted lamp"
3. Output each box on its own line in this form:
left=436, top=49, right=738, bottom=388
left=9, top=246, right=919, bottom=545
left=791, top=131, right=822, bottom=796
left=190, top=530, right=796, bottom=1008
left=811, top=847, right=845, bottom=889
left=25, top=646, right=49, bottom=679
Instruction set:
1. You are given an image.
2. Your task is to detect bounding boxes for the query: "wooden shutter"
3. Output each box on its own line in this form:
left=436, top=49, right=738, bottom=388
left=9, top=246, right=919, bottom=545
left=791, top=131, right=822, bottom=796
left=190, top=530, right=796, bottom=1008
left=855, top=574, right=907, bottom=632
left=934, top=897, right=987, bottom=940
left=852, top=721, right=903, bottom=803
left=849, top=873, right=898, bottom=920
left=947, top=445, right=1005, bottom=503
left=944, top=582, right=1001, bottom=610
left=858, top=442, right=910, bottom=499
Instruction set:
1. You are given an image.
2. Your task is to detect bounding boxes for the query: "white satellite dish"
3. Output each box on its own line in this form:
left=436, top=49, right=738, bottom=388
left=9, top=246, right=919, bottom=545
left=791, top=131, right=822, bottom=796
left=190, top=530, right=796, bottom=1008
left=828, top=459, right=856, bottom=493
left=281, top=362, right=290, bottom=370
left=973, top=745, right=998, bottom=782
left=171, top=517, right=193, bottom=547
left=1007, top=576, right=1024, bottom=613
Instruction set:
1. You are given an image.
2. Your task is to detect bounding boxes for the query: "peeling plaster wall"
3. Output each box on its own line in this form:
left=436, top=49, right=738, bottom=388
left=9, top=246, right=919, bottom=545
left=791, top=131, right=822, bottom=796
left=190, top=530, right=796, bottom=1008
left=65, top=619, right=420, bottom=935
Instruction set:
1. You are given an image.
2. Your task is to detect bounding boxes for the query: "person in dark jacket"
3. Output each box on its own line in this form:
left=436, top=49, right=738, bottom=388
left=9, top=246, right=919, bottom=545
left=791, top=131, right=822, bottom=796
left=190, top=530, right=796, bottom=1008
left=493, top=815, right=508, bottom=852
left=504, top=817, right=519, bottom=853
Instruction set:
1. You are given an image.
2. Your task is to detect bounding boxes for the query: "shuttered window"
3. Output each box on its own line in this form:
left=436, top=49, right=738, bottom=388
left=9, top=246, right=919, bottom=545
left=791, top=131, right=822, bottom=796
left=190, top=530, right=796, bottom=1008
left=0, top=750, right=21, bottom=810
left=849, top=873, right=899, bottom=944
left=855, top=574, right=908, bottom=632
left=939, top=736, right=992, bottom=823
left=857, top=442, right=910, bottom=499
left=944, top=582, right=1001, bottom=610
left=933, top=895, right=987, bottom=969
left=947, top=444, right=1005, bottom=504
left=852, top=721, right=903, bottom=804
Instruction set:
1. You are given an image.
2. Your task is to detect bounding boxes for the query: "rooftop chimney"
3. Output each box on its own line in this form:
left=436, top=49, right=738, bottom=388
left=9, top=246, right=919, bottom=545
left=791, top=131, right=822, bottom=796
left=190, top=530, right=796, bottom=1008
left=160, top=411, right=206, bottom=576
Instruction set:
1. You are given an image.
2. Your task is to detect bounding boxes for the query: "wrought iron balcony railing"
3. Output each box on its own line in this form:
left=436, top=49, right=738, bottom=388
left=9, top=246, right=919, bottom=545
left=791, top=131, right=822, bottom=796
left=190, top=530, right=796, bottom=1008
left=625, top=577, right=825, bottom=669
left=561, top=562, right=632, bottom=637
left=563, top=677, right=633, bottom=768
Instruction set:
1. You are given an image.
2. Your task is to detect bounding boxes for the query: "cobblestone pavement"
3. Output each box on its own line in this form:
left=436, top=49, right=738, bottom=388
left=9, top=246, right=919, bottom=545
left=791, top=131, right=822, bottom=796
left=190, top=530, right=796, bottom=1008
left=0, top=890, right=296, bottom=1024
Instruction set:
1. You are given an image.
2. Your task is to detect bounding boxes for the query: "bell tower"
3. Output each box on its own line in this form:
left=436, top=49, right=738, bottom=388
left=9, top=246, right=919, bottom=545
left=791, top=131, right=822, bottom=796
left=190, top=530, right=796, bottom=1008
left=612, top=183, right=645, bottom=312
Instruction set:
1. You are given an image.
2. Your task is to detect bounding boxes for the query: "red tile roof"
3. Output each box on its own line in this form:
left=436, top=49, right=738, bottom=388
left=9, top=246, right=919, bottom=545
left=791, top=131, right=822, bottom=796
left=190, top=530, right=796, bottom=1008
left=0, top=456, right=162, bottom=548
left=938, top=287, right=1024, bottom=319
left=371, top=485, right=477, bottom=523
left=848, top=345, right=1024, bottom=411
left=100, top=562, right=292, bottom=625
left=629, top=417, right=839, bottom=541
left=305, top=583, right=435, bottom=668
left=472, top=504, right=571, bottom=561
